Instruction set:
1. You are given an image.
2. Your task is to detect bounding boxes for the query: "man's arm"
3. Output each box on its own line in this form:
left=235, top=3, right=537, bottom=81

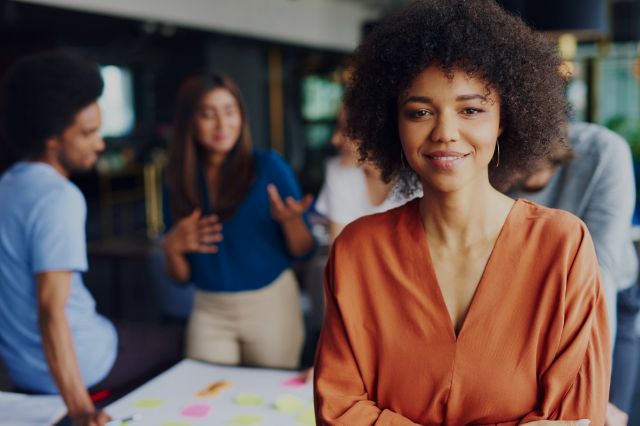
left=37, top=271, right=109, bottom=425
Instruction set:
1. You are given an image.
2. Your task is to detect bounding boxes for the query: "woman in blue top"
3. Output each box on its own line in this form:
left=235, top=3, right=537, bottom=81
left=163, top=73, right=315, bottom=369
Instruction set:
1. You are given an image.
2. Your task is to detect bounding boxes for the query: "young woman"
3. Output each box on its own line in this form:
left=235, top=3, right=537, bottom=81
left=163, top=73, right=314, bottom=369
left=314, top=1, right=610, bottom=425
left=315, top=106, right=413, bottom=242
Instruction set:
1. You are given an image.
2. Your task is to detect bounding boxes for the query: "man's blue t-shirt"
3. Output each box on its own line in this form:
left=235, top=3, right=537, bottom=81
left=0, top=162, right=117, bottom=393
left=165, top=150, right=315, bottom=292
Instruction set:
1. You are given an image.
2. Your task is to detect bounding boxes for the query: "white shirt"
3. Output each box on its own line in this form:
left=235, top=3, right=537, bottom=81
left=315, top=157, right=410, bottom=226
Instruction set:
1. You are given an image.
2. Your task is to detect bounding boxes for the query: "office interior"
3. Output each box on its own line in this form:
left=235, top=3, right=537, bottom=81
left=0, top=0, right=639, bottom=424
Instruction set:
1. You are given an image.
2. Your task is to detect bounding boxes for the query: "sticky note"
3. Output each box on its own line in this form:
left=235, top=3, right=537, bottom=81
left=196, top=380, right=232, bottom=397
left=180, top=403, right=211, bottom=418
left=228, top=415, right=263, bottom=426
left=296, top=405, right=315, bottom=425
left=282, top=377, right=307, bottom=388
left=234, top=392, right=264, bottom=406
left=133, top=399, right=165, bottom=409
left=274, top=394, right=305, bottom=414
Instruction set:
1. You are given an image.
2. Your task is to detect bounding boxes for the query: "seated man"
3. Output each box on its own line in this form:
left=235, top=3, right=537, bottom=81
left=508, top=121, right=639, bottom=426
left=0, top=51, right=181, bottom=426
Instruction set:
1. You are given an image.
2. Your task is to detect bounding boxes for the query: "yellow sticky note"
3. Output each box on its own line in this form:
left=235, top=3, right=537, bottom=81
left=296, top=405, right=315, bottom=425
left=234, top=392, right=264, bottom=406
left=274, top=394, right=305, bottom=414
left=228, top=415, right=263, bottom=425
left=133, top=399, right=165, bottom=408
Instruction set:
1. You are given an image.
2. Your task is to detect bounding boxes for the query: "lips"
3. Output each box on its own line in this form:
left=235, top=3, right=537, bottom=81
left=425, top=150, right=470, bottom=171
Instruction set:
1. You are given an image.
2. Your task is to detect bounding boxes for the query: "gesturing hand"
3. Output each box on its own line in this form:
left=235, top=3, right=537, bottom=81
left=164, top=208, right=223, bottom=254
left=267, top=184, right=313, bottom=223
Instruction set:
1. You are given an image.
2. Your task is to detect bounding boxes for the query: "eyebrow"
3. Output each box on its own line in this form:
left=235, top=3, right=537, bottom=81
left=401, top=94, right=487, bottom=105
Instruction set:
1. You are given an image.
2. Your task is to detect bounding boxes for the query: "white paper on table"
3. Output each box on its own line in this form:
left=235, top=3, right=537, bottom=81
left=0, top=391, right=66, bottom=426
left=105, top=359, right=314, bottom=426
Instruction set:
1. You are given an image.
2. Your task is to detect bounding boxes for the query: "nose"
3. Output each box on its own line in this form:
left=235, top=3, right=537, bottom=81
left=214, top=113, right=226, bottom=130
left=430, top=111, right=460, bottom=143
left=331, top=128, right=344, bottom=148
left=95, top=135, right=106, bottom=152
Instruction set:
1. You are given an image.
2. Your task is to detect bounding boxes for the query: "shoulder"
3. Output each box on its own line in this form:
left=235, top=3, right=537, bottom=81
left=10, top=163, right=84, bottom=210
left=45, top=178, right=86, bottom=211
left=569, top=122, right=631, bottom=163
left=334, top=200, right=413, bottom=252
left=257, top=149, right=289, bottom=169
left=515, top=199, right=589, bottom=245
left=255, top=149, right=294, bottom=178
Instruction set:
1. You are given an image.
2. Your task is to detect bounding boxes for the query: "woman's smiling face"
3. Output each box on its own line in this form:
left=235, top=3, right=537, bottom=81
left=397, top=65, right=503, bottom=194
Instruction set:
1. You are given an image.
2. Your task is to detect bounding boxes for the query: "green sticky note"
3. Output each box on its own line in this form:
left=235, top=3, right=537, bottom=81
left=274, top=394, right=305, bottom=414
left=133, top=399, right=165, bottom=408
left=296, top=405, right=315, bottom=425
left=228, top=415, right=263, bottom=425
left=234, top=392, right=264, bottom=406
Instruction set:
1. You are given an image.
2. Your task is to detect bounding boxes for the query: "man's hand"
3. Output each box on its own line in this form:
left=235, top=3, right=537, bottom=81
left=70, top=410, right=111, bottom=426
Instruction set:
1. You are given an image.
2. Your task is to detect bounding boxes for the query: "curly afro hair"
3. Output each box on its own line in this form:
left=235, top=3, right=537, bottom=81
left=0, top=51, right=103, bottom=162
left=344, top=0, right=569, bottom=193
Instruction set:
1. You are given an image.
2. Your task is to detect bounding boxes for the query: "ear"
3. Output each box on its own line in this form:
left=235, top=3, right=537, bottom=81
left=498, top=124, right=504, bottom=138
left=44, top=136, right=61, bottom=155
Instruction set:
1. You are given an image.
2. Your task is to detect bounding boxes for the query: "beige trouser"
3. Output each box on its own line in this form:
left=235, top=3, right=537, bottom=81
left=185, top=269, right=305, bottom=369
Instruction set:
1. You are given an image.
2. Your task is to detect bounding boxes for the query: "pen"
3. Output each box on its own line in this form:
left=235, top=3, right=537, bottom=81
left=105, top=414, right=141, bottom=426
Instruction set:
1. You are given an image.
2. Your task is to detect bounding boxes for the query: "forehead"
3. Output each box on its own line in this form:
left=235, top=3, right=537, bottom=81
left=200, top=88, right=238, bottom=107
left=68, top=102, right=101, bottom=129
left=406, top=65, right=494, bottom=97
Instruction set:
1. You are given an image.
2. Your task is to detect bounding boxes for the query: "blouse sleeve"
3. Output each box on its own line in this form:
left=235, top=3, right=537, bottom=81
left=314, top=244, right=420, bottom=426
left=516, top=226, right=611, bottom=426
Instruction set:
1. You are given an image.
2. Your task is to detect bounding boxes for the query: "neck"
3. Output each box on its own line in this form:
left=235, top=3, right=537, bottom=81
left=203, top=151, right=226, bottom=170
left=338, top=150, right=359, bottom=167
left=35, top=153, right=70, bottom=179
left=419, top=179, right=513, bottom=248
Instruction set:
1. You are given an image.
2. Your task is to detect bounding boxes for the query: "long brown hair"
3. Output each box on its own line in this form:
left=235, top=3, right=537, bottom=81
left=166, top=73, right=255, bottom=222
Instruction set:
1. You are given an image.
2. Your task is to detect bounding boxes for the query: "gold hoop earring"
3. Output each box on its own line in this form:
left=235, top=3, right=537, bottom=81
left=495, top=140, right=500, bottom=168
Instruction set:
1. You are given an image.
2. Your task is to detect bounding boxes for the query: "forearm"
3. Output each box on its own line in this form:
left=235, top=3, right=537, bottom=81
left=38, top=310, right=94, bottom=416
left=163, top=248, right=191, bottom=282
left=280, top=216, right=314, bottom=256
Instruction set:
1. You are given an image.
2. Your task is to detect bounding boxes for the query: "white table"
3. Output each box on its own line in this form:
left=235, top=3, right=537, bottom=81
left=105, top=359, right=314, bottom=426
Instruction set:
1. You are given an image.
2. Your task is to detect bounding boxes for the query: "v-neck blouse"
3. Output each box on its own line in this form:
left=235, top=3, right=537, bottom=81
left=314, top=198, right=610, bottom=425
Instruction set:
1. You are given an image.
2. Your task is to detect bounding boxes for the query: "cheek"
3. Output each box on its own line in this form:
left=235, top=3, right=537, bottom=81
left=230, top=115, right=242, bottom=132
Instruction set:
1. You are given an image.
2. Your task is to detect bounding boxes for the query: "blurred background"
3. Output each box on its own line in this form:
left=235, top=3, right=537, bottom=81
left=0, top=0, right=639, bottom=422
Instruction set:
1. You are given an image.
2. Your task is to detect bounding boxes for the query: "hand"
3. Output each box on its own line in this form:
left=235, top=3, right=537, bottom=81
left=267, top=184, right=313, bottom=224
left=164, top=208, right=222, bottom=254
left=70, top=410, right=111, bottom=426
left=522, top=420, right=590, bottom=426
left=605, top=402, right=629, bottom=426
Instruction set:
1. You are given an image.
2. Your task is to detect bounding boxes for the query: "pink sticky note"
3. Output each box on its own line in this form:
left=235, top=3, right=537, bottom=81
left=181, top=403, right=211, bottom=418
left=282, top=377, right=307, bottom=388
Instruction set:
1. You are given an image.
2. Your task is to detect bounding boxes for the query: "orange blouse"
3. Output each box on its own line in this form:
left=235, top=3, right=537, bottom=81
left=314, top=199, right=610, bottom=425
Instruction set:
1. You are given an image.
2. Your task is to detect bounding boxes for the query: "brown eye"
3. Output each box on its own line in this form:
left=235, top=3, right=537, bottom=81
left=404, top=108, right=430, bottom=119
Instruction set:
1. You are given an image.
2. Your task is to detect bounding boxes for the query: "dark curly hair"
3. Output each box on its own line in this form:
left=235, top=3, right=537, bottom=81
left=0, top=50, right=103, bottom=163
left=344, top=0, right=569, bottom=193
